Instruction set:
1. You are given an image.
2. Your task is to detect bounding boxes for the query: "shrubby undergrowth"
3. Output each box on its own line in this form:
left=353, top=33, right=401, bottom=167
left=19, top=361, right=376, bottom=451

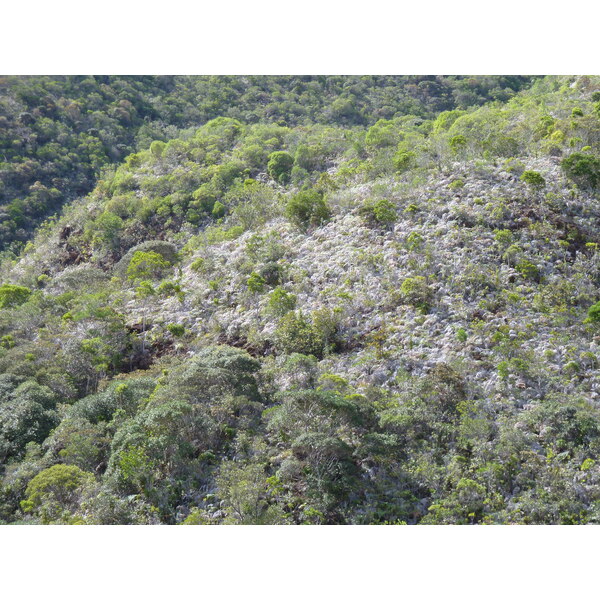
left=2, top=75, right=600, bottom=524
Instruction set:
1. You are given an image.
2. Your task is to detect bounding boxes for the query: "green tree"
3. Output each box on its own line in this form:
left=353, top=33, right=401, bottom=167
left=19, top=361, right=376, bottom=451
left=216, top=461, right=285, bottom=524
left=267, top=151, right=294, bottom=184
left=358, top=198, right=397, bottom=227
left=267, top=286, right=297, bottom=316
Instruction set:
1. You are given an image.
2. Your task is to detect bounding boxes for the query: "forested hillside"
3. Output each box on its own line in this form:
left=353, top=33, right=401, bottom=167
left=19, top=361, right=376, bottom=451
left=0, top=76, right=534, bottom=252
left=2, top=75, right=600, bottom=524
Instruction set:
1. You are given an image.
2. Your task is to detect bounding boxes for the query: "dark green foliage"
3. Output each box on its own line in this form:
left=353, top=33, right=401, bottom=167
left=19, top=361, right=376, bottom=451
left=286, top=189, right=331, bottom=229
left=561, top=152, right=600, bottom=188
left=358, top=198, right=397, bottom=227
left=0, top=377, right=59, bottom=463
left=587, top=301, right=600, bottom=323
left=267, top=151, right=294, bottom=184
left=69, top=378, right=156, bottom=424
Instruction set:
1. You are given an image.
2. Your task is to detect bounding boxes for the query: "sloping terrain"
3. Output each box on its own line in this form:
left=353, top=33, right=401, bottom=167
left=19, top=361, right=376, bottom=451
left=1, top=75, right=600, bottom=524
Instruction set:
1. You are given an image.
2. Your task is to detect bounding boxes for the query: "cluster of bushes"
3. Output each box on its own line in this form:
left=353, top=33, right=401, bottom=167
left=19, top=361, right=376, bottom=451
left=3, top=341, right=600, bottom=525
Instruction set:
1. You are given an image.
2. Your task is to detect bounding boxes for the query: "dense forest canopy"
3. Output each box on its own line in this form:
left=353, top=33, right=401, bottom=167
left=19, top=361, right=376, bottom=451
left=2, top=75, right=600, bottom=524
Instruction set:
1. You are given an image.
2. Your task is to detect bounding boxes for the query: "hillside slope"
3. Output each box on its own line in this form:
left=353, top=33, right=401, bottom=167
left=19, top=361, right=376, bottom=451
left=0, top=75, right=534, bottom=252
left=1, top=75, right=600, bottom=524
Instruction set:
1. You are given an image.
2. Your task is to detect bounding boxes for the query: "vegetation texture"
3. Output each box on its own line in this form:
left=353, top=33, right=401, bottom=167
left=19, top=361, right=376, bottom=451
left=2, top=75, right=600, bottom=524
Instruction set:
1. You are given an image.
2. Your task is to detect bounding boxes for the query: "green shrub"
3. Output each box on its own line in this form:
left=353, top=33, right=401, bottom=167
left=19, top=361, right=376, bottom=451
left=20, top=464, right=94, bottom=522
left=167, top=323, right=185, bottom=337
left=247, top=272, right=267, bottom=293
left=267, top=286, right=297, bottom=316
left=520, top=170, right=546, bottom=189
left=275, top=310, right=337, bottom=359
left=150, top=140, right=166, bottom=157
left=114, top=241, right=178, bottom=276
left=157, top=280, right=184, bottom=300
left=0, top=284, right=31, bottom=308
left=561, top=152, right=600, bottom=188
left=587, top=301, right=600, bottom=323
left=448, top=178, right=465, bottom=190
left=398, top=276, right=433, bottom=312
left=393, top=150, right=416, bottom=173
left=211, top=200, right=226, bottom=219
left=267, top=151, right=294, bottom=184
left=449, top=134, right=467, bottom=153
left=286, top=189, right=331, bottom=229
left=515, top=259, right=540, bottom=281
left=127, top=251, right=171, bottom=281
left=405, top=231, right=424, bottom=250
left=88, top=211, right=124, bottom=249
left=190, top=258, right=206, bottom=272
left=358, top=198, right=397, bottom=227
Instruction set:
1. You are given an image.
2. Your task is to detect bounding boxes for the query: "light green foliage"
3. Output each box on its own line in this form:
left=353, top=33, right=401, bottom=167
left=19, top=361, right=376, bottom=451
left=211, top=200, right=226, bottom=219
left=393, top=150, right=416, bottom=173
left=88, top=211, right=124, bottom=249
left=267, top=286, right=297, bottom=316
left=190, top=258, right=206, bottom=272
left=449, top=134, right=467, bottom=153
left=167, top=324, right=185, bottom=337
left=515, top=259, right=540, bottom=281
left=157, top=280, right=184, bottom=301
left=587, top=302, right=600, bottom=323
left=520, top=170, right=546, bottom=189
left=216, top=461, right=285, bottom=524
left=275, top=310, right=338, bottom=359
left=21, top=464, right=94, bottom=523
left=399, top=276, right=433, bottom=312
left=405, top=231, right=424, bottom=250
left=127, top=251, right=171, bottom=281
left=150, top=140, right=166, bottom=157
left=448, top=178, right=465, bottom=190
left=247, top=272, right=267, bottom=293
left=0, top=284, right=31, bottom=308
